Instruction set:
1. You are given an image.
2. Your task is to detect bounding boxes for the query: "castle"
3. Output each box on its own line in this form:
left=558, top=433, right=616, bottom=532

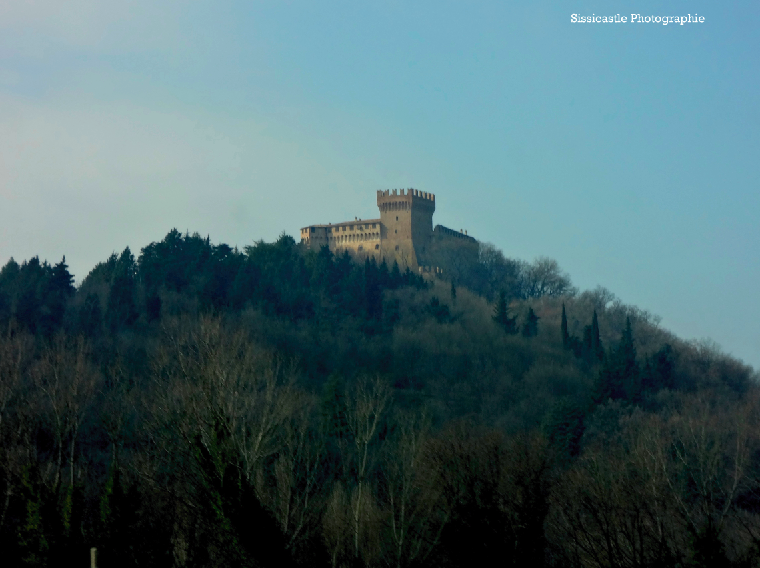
left=300, top=189, right=478, bottom=271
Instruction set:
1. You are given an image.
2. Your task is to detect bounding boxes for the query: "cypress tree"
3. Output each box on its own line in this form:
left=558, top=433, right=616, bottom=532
left=522, top=307, right=539, bottom=337
left=378, top=258, right=390, bottom=288
left=493, top=291, right=517, bottom=334
left=582, top=325, right=593, bottom=360
left=561, top=303, right=569, bottom=348
left=594, top=317, right=639, bottom=404
left=619, top=318, right=639, bottom=400
left=591, top=310, right=603, bottom=361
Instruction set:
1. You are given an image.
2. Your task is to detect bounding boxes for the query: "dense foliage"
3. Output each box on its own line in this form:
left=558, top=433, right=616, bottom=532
left=0, top=229, right=757, bottom=567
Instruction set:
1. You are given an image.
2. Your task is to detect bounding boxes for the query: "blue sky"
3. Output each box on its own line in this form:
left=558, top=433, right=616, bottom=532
left=1, top=1, right=758, bottom=368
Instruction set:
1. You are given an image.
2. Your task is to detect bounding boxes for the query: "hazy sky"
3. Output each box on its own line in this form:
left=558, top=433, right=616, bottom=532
left=1, top=1, right=758, bottom=369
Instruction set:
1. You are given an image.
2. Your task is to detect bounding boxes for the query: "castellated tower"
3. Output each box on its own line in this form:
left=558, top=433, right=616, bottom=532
left=300, top=188, right=477, bottom=272
left=376, top=188, right=435, bottom=268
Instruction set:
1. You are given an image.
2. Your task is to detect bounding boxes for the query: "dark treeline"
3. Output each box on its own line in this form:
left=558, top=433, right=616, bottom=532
left=0, top=229, right=758, bottom=567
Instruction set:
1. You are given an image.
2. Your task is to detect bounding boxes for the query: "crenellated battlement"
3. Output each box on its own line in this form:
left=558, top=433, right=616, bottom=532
left=376, top=188, right=435, bottom=201
left=300, top=189, right=472, bottom=270
left=376, top=188, right=435, bottom=214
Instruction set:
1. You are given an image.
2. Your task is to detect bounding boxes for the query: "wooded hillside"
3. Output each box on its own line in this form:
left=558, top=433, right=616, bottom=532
left=0, top=229, right=757, bottom=567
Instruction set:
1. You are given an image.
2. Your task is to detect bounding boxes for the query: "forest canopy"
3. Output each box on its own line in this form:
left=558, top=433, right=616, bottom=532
left=0, top=229, right=757, bottom=568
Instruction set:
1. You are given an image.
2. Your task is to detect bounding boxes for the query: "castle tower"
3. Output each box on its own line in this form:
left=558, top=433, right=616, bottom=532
left=300, top=188, right=476, bottom=273
left=376, top=189, right=435, bottom=268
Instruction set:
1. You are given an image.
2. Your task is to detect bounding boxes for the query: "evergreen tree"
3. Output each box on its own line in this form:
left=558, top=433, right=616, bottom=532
left=191, top=426, right=293, bottom=567
left=427, top=296, right=451, bottom=323
left=543, top=398, right=586, bottom=460
left=522, top=307, right=539, bottom=337
left=641, top=343, right=675, bottom=393
left=493, top=291, right=517, bottom=334
left=451, top=280, right=457, bottom=304
left=390, top=261, right=401, bottom=288
left=582, top=325, right=593, bottom=360
left=321, top=374, right=349, bottom=440
left=0, top=258, right=20, bottom=328
left=15, top=257, right=48, bottom=334
left=561, top=303, right=569, bottom=348
left=591, top=310, right=603, bottom=360
left=145, top=293, right=162, bottom=323
left=364, top=258, right=382, bottom=321
left=378, top=258, right=390, bottom=289
left=594, top=317, right=640, bottom=403
left=106, top=248, right=138, bottom=331
left=49, top=256, right=75, bottom=295
left=40, top=257, right=75, bottom=336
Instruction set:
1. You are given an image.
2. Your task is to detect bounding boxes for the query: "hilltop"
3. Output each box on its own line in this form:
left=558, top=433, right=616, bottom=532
left=0, top=229, right=757, bottom=567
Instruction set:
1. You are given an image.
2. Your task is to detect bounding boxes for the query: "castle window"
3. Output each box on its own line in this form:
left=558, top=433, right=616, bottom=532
left=350, top=225, right=354, bottom=230
left=396, top=216, right=398, bottom=221
left=372, top=223, right=376, bottom=228
left=395, top=245, right=399, bottom=251
left=358, top=246, right=363, bottom=251
left=395, top=229, right=397, bottom=234
left=375, top=244, right=379, bottom=250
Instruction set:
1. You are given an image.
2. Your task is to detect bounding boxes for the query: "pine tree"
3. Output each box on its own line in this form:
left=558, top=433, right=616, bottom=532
left=450, top=280, right=457, bottom=304
left=106, top=248, right=138, bottom=331
left=50, top=257, right=75, bottom=295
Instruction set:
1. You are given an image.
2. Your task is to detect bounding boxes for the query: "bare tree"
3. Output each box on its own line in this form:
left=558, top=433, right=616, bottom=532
left=381, top=409, right=439, bottom=568
left=267, top=396, right=328, bottom=554
left=345, top=375, right=392, bottom=559
left=33, top=336, right=99, bottom=492
left=549, top=396, right=760, bottom=568
left=520, top=257, right=576, bottom=299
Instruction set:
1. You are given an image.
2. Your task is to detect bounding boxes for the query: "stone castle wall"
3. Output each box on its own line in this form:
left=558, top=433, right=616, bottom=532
left=300, top=189, right=477, bottom=272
